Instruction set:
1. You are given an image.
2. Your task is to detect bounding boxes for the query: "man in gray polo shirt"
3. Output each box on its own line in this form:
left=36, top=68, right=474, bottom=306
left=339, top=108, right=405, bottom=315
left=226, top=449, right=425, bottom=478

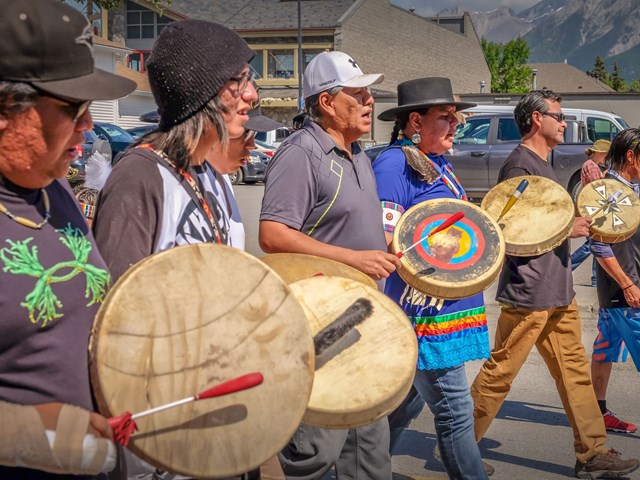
left=259, top=51, right=399, bottom=480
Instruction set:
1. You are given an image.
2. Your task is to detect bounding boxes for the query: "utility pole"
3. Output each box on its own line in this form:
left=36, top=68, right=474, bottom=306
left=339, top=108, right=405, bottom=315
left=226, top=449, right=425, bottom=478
left=297, top=0, right=304, bottom=112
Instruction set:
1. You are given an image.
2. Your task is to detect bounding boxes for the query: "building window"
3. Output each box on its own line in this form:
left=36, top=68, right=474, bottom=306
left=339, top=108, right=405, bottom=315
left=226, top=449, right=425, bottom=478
left=248, top=44, right=332, bottom=85
left=128, top=50, right=151, bottom=72
left=303, top=49, right=324, bottom=70
left=267, top=50, right=294, bottom=79
left=250, top=50, right=265, bottom=80
left=126, top=0, right=173, bottom=40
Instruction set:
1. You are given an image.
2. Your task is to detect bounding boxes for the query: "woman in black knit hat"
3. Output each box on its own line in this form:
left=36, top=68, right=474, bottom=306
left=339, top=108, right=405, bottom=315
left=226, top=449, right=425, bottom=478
left=92, top=21, right=274, bottom=479
left=94, top=19, right=257, bottom=280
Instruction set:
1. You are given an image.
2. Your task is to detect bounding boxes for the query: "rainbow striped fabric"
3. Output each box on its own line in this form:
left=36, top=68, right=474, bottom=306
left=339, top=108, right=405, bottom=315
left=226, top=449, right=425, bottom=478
left=401, top=288, right=490, bottom=370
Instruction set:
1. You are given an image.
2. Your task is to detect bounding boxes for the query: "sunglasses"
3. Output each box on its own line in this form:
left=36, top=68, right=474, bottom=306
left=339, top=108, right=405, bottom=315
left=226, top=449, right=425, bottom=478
left=542, top=111, right=566, bottom=123
left=37, top=90, right=91, bottom=122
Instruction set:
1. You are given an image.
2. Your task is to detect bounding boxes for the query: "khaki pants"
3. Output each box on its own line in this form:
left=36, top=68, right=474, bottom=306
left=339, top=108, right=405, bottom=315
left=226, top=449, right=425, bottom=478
left=470, top=299, right=607, bottom=464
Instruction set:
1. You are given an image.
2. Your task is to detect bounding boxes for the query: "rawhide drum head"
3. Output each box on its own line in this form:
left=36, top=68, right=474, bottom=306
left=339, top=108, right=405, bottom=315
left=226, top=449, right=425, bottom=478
left=90, top=244, right=314, bottom=479
left=576, top=178, right=640, bottom=243
left=289, top=276, right=417, bottom=429
left=261, top=252, right=377, bottom=289
left=482, top=175, right=574, bottom=256
left=392, top=198, right=505, bottom=299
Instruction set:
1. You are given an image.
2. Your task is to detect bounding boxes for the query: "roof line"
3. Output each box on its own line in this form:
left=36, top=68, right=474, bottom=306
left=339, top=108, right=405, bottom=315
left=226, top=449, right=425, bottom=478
left=337, top=0, right=365, bottom=26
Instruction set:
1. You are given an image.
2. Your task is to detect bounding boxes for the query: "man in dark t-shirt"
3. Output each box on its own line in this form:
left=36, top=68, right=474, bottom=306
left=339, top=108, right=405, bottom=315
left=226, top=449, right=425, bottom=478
left=470, top=90, right=639, bottom=479
left=0, top=0, right=135, bottom=477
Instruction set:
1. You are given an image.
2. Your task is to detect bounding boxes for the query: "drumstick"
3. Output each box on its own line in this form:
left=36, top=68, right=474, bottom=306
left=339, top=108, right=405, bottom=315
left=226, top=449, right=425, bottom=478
left=108, top=372, right=264, bottom=446
left=497, top=179, right=529, bottom=222
left=396, top=211, right=464, bottom=258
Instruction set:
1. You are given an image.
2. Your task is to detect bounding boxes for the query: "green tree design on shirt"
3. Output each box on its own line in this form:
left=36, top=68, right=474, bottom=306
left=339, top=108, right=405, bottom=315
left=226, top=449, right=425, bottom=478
left=0, top=225, right=110, bottom=326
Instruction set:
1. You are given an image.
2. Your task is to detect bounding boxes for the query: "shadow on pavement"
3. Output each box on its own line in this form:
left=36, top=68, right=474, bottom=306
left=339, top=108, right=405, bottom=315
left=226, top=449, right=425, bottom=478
left=495, top=399, right=569, bottom=427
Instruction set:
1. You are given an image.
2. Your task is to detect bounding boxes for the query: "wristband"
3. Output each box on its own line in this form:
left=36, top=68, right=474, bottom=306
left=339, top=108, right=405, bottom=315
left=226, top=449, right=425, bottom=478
left=622, top=283, right=635, bottom=291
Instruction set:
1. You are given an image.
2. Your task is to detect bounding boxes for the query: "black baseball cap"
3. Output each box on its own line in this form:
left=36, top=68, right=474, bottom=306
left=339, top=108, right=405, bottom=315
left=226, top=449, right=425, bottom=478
left=245, top=106, right=283, bottom=133
left=0, top=0, right=136, bottom=102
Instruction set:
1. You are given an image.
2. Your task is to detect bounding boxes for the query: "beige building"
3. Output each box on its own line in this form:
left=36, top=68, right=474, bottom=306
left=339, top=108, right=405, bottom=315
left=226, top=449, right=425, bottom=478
left=102, top=0, right=491, bottom=143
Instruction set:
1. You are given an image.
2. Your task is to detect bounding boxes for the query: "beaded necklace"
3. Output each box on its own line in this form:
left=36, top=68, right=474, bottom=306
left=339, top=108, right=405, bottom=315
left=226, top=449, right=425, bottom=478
left=138, top=144, right=223, bottom=244
left=0, top=189, right=51, bottom=229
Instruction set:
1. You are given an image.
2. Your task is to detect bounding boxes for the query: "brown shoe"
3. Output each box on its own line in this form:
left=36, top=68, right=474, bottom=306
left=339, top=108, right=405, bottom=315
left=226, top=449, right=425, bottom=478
left=482, top=460, right=495, bottom=477
left=574, top=449, right=639, bottom=479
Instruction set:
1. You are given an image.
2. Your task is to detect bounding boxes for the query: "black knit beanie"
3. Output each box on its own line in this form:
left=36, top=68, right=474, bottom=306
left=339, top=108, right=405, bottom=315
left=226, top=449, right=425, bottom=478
left=147, top=20, right=255, bottom=130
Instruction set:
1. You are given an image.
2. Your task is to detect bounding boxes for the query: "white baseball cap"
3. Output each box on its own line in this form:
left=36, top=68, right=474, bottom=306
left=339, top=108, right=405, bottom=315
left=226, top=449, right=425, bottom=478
left=303, top=51, right=384, bottom=99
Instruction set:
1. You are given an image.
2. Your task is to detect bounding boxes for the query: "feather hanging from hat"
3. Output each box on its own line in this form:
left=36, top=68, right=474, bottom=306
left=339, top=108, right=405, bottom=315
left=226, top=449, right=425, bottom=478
left=72, top=151, right=112, bottom=226
left=402, top=145, right=440, bottom=184
left=83, top=151, right=112, bottom=191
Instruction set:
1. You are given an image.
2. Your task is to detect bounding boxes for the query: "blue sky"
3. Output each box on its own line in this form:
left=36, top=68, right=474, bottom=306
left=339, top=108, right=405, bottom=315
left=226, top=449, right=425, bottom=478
left=391, top=0, right=541, bottom=15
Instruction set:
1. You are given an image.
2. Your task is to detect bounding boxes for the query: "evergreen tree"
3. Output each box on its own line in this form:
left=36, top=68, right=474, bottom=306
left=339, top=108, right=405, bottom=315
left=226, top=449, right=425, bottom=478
left=481, top=37, right=532, bottom=93
left=629, top=79, right=640, bottom=93
left=610, top=63, right=627, bottom=92
left=589, top=57, right=611, bottom=86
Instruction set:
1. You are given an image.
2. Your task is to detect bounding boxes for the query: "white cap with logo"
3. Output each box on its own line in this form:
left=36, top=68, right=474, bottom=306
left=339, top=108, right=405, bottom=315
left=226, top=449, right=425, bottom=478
left=303, top=51, right=384, bottom=99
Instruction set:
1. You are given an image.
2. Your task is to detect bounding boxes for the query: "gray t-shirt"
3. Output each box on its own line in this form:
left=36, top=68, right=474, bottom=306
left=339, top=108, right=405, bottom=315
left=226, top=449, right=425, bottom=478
left=495, top=145, right=574, bottom=309
left=260, top=120, right=387, bottom=252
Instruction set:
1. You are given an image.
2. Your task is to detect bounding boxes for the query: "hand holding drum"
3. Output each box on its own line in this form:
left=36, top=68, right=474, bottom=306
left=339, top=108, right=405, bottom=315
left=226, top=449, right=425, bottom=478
left=90, top=244, right=314, bottom=478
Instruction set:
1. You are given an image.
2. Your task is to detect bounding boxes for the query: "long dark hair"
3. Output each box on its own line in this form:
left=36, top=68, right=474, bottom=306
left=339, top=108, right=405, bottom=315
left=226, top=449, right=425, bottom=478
left=606, top=128, right=640, bottom=172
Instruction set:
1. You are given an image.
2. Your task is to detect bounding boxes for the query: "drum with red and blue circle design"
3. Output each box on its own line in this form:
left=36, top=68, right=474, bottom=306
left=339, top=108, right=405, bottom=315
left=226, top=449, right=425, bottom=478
left=392, top=198, right=505, bottom=299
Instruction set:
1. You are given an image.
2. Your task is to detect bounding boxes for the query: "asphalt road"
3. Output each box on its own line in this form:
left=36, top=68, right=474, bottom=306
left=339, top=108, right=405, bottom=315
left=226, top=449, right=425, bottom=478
left=234, top=184, right=640, bottom=480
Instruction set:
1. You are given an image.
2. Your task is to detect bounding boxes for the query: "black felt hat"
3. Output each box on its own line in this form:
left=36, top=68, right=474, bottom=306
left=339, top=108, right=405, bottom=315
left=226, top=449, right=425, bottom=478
left=0, top=0, right=135, bottom=101
left=378, top=77, right=476, bottom=121
left=147, top=20, right=255, bottom=129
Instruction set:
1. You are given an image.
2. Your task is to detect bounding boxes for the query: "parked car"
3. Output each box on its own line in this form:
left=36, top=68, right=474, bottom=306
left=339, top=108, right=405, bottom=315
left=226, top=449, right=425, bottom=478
left=365, top=109, right=629, bottom=201
left=228, top=150, right=270, bottom=185
left=253, top=139, right=277, bottom=158
left=255, top=127, right=291, bottom=148
left=127, top=124, right=158, bottom=139
left=465, top=105, right=629, bottom=142
left=67, top=130, right=112, bottom=185
left=93, top=122, right=135, bottom=161
left=139, top=110, right=160, bottom=123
